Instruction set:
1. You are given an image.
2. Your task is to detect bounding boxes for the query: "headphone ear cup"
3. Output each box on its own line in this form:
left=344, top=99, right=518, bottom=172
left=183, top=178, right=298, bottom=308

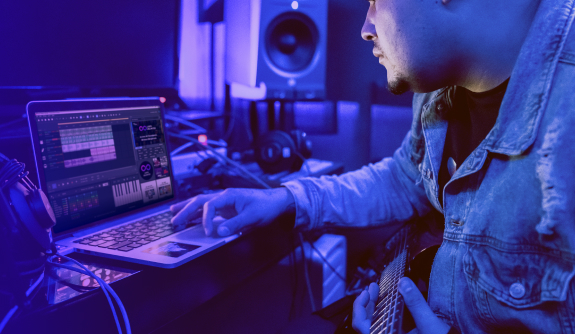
left=9, top=182, right=52, bottom=251
left=27, top=188, right=56, bottom=230
left=255, top=130, right=297, bottom=174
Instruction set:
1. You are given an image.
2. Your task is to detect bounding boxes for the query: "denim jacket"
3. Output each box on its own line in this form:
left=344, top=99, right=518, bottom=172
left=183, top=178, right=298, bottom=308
left=283, top=0, right=575, bottom=332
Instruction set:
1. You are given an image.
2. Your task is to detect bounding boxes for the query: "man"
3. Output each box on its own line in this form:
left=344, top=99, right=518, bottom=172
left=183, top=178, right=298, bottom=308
left=171, top=0, right=575, bottom=332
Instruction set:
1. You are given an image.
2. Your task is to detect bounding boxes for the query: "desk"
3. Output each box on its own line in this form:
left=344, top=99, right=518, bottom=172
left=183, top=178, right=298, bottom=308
left=4, top=216, right=301, bottom=334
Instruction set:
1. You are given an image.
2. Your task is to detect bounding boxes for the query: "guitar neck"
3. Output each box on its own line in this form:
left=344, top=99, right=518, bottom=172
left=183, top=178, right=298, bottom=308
left=370, top=227, right=410, bottom=334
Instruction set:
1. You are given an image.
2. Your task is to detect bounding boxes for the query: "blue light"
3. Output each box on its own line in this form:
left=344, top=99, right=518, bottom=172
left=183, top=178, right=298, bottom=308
left=291, top=1, right=298, bottom=10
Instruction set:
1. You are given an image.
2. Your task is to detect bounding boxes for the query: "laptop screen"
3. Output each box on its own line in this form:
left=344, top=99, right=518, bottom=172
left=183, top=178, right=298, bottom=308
left=30, top=103, right=174, bottom=233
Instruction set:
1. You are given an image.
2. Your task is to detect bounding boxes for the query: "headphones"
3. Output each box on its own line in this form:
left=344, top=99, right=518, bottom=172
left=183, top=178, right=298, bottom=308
left=0, top=153, right=136, bottom=333
left=0, top=152, right=56, bottom=307
left=255, top=130, right=312, bottom=174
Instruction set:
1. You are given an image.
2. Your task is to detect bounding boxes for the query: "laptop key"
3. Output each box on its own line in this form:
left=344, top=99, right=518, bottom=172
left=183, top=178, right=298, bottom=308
left=117, top=246, right=134, bottom=252
left=146, top=236, right=161, bottom=241
left=155, top=230, right=174, bottom=238
left=137, top=239, right=151, bottom=245
left=128, top=242, right=142, bottom=248
left=108, top=240, right=133, bottom=249
left=79, top=239, right=92, bottom=244
left=89, top=240, right=106, bottom=246
left=103, top=237, right=115, bottom=241
left=115, top=237, right=127, bottom=242
left=98, top=241, right=119, bottom=248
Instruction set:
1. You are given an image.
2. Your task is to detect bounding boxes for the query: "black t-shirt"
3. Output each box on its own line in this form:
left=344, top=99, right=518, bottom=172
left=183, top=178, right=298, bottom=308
left=437, top=79, right=509, bottom=207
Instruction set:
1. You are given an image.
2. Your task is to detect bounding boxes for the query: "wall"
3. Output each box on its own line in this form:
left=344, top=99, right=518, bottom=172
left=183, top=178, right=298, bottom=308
left=314, top=0, right=414, bottom=170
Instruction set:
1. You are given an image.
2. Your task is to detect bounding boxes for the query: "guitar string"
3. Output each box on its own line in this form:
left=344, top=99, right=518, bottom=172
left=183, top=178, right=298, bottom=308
left=372, top=243, right=399, bottom=330
left=385, top=228, right=405, bottom=334
left=371, top=227, right=410, bottom=334
left=371, top=235, right=397, bottom=333
left=372, top=231, right=402, bottom=334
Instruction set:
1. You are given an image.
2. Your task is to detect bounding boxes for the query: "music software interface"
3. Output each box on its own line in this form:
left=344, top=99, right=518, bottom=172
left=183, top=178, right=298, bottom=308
left=34, top=106, right=173, bottom=233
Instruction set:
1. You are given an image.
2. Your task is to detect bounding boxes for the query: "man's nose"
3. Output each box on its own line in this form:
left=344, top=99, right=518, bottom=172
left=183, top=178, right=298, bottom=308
left=361, top=16, right=376, bottom=41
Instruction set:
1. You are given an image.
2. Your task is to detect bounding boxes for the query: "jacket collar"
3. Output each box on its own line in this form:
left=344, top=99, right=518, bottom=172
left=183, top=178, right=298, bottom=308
left=430, top=0, right=575, bottom=156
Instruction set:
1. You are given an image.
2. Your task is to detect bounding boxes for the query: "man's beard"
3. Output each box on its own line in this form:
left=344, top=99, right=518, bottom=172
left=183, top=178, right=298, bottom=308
left=374, top=41, right=410, bottom=95
left=387, top=77, right=410, bottom=95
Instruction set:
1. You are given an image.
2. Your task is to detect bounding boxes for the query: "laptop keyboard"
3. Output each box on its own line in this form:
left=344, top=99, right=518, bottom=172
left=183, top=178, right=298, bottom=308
left=72, top=211, right=198, bottom=252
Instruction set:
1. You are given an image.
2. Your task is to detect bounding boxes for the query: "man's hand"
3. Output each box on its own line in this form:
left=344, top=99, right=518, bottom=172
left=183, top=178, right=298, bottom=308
left=170, top=188, right=295, bottom=237
left=398, top=277, right=450, bottom=334
left=352, top=282, right=379, bottom=334
left=352, top=278, right=450, bottom=334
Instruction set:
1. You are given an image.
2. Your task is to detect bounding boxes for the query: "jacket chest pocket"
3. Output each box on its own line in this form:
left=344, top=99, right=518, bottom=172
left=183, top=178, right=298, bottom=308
left=464, top=245, right=575, bottom=308
left=462, top=243, right=575, bottom=331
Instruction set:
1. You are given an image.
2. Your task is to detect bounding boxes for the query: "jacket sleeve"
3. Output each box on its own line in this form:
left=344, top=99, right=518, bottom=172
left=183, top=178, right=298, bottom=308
left=282, top=130, right=433, bottom=231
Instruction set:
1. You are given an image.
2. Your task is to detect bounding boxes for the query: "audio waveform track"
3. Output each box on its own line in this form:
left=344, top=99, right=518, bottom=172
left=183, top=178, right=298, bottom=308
left=60, top=125, right=116, bottom=168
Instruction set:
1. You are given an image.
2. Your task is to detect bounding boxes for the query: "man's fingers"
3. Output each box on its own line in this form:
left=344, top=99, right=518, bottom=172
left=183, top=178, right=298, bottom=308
left=216, top=212, right=253, bottom=236
left=202, top=193, right=239, bottom=236
left=171, top=196, right=207, bottom=227
left=367, top=282, right=379, bottom=316
left=352, top=290, right=371, bottom=334
left=170, top=198, right=191, bottom=215
left=398, top=277, right=450, bottom=334
left=368, top=282, right=379, bottom=303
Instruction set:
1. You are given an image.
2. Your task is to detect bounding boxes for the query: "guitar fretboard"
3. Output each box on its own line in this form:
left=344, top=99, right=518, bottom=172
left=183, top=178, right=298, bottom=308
left=370, top=228, right=409, bottom=334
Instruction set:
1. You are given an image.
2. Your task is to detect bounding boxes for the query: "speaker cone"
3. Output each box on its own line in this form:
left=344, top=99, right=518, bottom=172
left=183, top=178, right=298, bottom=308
left=265, top=12, right=319, bottom=73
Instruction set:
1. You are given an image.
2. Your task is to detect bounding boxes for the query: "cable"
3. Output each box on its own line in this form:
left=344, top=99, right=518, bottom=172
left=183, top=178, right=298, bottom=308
left=0, top=160, right=24, bottom=188
left=222, top=113, right=236, bottom=142
left=170, top=141, right=194, bottom=156
left=47, top=255, right=131, bottom=334
left=0, top=270, right=45, bottom=333
left=288, top=235, right=299, bottom=321
left=168, top=132, right=272, bottom=189
left=298, top=232, right=316, bottom=312
left=164, top=114, right=206, bottom=134
left=25, top=271, right=44, bottom=297
left=0, top=306, right=18, bottom=333
left=58, top=255, right=131, bottom=334
left=48, top=260, right=123, bottom=334
left=0, top=116, right=26, bottom=130
left=57, top=255, right=131, bottom=334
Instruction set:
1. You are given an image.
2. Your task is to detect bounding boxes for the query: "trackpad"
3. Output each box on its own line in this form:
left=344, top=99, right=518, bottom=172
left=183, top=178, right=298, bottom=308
left=175, top=224, right=228, bottom=242
left=142, top=241, right=200, bottom=258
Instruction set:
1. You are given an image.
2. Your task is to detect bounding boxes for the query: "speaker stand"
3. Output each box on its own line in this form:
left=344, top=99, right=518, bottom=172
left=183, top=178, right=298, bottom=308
left=265, top=100, right=295, bottom=133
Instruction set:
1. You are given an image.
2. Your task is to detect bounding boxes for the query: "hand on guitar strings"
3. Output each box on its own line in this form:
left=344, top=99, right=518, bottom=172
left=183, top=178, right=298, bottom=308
left=352, top=282, right=379, bottom=334
left=351, top=278, right=451, bottom=334
left=398, top=277, right=451, bottom=334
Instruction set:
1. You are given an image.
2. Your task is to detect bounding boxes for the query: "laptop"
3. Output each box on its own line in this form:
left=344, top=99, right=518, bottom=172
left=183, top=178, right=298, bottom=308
left=27, top=97, right=237, bottom=268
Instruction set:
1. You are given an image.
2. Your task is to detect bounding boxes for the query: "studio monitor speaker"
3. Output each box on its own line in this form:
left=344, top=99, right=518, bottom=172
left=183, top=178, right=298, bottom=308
left=225, top=0, right=328, bottom=100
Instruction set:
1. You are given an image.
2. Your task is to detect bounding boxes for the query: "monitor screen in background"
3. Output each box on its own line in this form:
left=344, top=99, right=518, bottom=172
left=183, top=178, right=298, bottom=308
left=34, top=106, right=174, bottom=233
left=0, top=0, right=179, bottom=89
